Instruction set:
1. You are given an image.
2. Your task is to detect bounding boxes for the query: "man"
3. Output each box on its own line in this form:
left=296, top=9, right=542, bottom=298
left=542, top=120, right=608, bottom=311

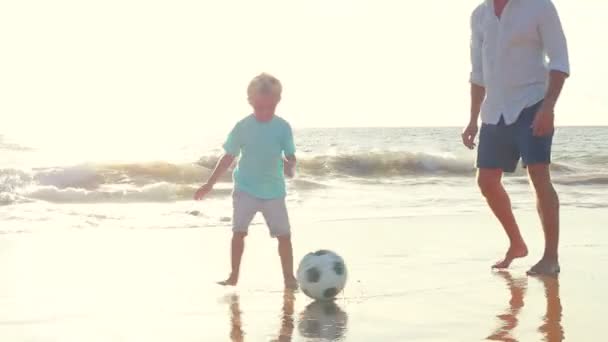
left=462, top=0, right=569, bottom=275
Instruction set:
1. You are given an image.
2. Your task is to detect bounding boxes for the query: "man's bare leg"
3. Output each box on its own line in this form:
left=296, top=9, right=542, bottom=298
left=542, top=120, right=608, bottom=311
left=478, top=169, right=529, bottom=268
left=277, top=235, right=298, bottom=289
left=527, top=164, right=560, bottom=275
left=219, top=232, right=247, bottom=286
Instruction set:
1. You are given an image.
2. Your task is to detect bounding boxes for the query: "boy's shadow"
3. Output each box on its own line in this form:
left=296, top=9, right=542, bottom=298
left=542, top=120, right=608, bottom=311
left=487, top=271, right=564, bottom=342
left=225, top=291, right=348, bottom=342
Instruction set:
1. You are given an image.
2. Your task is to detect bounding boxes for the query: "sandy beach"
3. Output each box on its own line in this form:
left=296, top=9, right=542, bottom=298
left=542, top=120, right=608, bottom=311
left=1, top=208, right=606, bottom=341
left=2, top=0, right=607, bottom=340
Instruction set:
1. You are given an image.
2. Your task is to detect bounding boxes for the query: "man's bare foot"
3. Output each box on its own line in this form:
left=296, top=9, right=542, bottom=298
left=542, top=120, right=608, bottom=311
left=284, top=277, right=298, bottom=290
left=492, top=244, right=529, bottom=269
left=527, top=258, right=560, bottom=276
left=218, top=275, right=238, bottom=286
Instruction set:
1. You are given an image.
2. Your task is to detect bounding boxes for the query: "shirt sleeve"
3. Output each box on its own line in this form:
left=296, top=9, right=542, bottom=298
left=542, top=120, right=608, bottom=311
left=539, top=1, right=570, bottom=76
left=282, top=123, right=296, bottom=156
left=223, top=123, right=242, bottom=157
left=469, top=7, right=485, bottom=87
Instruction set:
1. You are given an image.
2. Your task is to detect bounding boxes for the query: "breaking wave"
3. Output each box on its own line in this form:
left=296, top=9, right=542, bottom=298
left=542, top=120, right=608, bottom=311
left=0, top=151, right=598, bottom=205
left=297, top=151, right=474, bottom=177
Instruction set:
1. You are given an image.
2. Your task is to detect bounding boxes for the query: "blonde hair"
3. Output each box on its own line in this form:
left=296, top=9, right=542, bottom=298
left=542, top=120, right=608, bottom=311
left=247, top=73, right=282, bottom=98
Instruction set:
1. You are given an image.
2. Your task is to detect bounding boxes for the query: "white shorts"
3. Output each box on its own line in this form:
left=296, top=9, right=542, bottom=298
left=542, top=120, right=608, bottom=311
left=232, top=190, right=291, bottom=237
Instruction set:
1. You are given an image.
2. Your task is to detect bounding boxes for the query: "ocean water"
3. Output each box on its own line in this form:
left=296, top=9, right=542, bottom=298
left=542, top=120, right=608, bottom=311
left=1, top=127, right=607, bottom=233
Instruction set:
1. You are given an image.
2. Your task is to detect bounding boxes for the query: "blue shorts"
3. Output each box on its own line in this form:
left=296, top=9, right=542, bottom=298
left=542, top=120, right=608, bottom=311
left=477, top=101, right=553, bottom=173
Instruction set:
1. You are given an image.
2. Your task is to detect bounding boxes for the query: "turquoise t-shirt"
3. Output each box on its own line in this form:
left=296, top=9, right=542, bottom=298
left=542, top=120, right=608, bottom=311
left=223, top=114, right=296, bottom=199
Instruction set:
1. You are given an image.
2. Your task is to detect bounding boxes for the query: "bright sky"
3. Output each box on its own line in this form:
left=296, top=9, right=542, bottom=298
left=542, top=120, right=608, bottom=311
left=2, top=0, right=607, bottom=145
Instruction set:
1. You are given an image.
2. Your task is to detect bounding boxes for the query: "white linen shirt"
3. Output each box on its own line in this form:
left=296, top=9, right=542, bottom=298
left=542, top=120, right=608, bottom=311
left=470, top=0, right=570, bottom=125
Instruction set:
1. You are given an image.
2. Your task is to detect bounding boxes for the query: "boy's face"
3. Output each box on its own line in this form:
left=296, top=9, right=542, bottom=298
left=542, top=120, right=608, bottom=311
left=248, top=92, right=281, bottom=111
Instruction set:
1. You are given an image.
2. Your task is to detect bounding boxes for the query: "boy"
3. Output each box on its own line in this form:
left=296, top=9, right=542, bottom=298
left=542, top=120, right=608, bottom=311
left=194, top=73, right=298, bottom=289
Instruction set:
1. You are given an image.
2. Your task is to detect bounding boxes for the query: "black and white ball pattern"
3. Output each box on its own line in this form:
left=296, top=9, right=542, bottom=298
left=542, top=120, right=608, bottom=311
left=297, top=250, right=347, bottom=301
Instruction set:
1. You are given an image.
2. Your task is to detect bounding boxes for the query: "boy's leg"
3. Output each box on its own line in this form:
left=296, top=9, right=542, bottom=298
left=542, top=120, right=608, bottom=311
left=219, top=232, right=247, bottom=286
left=278, top=235, right=297, bottom=289
left=262, top=197, right=297, bottom=289
left=477, top=121, right=528, bottom=269
left=219, top=191, right=258, bottom=286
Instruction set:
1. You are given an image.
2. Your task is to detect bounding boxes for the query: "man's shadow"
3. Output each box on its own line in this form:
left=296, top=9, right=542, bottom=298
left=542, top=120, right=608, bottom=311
left=225, top=291, right=348, bottom=342
left=487, top=271, right=564, bottom=342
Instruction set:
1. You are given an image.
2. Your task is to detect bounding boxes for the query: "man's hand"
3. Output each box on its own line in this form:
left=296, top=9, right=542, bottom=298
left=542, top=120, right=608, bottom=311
left=461, top=122, right=479, bottom=149
left=532, top=104, right=555, bottom=137
left=194, top=183, right=214, bottom=200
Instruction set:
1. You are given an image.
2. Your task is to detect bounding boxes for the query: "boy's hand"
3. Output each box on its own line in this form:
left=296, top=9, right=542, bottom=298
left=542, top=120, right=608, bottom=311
left=194, top=183, right=214, bottom=200
left=283, top=157, right=296, bottom=178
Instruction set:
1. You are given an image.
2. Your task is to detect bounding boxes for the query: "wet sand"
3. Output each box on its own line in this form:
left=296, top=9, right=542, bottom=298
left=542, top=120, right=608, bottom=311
left=1, top=208, right=606, bottom=341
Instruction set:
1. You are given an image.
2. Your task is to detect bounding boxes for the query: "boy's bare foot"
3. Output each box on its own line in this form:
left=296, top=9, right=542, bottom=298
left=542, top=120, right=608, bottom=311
left=527, top=258, right=560, bottom=276
left=284, top=277, right=298, bottom=290
left=492, top=243, right=528, bottom=269
left=218, top=275, right=239, bottom=286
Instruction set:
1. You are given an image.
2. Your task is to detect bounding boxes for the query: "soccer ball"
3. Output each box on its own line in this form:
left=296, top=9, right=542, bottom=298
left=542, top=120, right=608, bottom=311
left=296, top=250, right=347, bottom=301
left=298, top=300, right=348, bottom=340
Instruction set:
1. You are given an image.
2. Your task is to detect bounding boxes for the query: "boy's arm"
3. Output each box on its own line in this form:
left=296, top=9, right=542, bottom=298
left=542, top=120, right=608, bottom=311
left=282, top=123, right=296, bottom=178
left=195, top=122, right=241, bottom=200
left=194, top=154, right=235, bottom=200
left=284, top=154, right=296, bottom=178
left=206, top=153, right=235, bottom=186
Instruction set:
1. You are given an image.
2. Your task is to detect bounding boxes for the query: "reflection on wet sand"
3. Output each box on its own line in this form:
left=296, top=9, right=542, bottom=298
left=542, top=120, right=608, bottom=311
left=487, top=271, right=527, bottom=342
left=487, top=271, right=564, bottom=342
left=298, top=300, right=348, bottom=341
left=226, top=290, right=295, bottom=342
left=537, top=275, right=564, bottom=342
left=275, top=290, right=296, bottom=342
left=227, top=294, right=244, bottom=342
left=225, top=291, right=348, bottom=342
